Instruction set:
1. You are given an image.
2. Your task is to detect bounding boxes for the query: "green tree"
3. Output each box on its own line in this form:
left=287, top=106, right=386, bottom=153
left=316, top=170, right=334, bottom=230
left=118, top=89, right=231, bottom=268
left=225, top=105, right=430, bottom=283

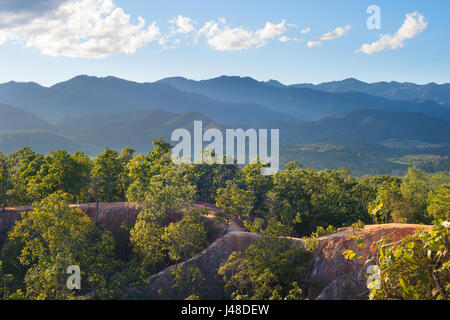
left=149, top=137, right=173, bottom=163
left=427, top=184, right=450, bottom=222
left=370, top=223, right=449, bottom=300
left=129, top=150, right=197, bottom=274
left=6, top=147, right=44, bottom=206
left=130, top=160, right=196, bottom=223
left=162, top=209, right=208, bottom=262
left=91, top=148, right=123, bottom=202
left=7, top=192, right=119, bottom=299
left=398, top=166, right=429, bottom=223
left=0, top=260, right=17, bottom=299
left=129, top=220, right=166, bottom=274
left=126, top=139, right=173, bottom=203
left=183, top=163, right=215, bottom=203
left=267, top=166, right=362, bottom=237
left=0, top=151, right=12, bottom=212
left=182, top=154, right=240, bottom=203
left=368, top=180, right=402, bottom=223
left=71, top=151, right=93, bottom=203
left=171, top=265, right=205, bottom=300
left=26, top=150, right=91, bottom=203
left=117, top=147, right=135, bottom=200
left=215, top=181, right=254, bottom=232
left=240, top=162, right=273, bottom=217
left=218, top=232, right=310, bottom=300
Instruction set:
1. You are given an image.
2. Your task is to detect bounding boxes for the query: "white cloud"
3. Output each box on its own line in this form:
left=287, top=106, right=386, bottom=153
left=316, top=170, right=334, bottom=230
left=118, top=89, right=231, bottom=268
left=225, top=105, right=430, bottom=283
left=306, top=25, right=350, bottom=49
left=300, top=27, right=311, bottom=34
left=356, top=12, right=427, bottom=54
left=169, top=15, right=195, bottom=35
left=0, top=0, right=70, bottom=15
left=197, top=21, right=220, bottom=39
left=0, top=0, right=160, bottom=58
left=197, top=19, right=288, bottom=51
left=320, top=25, right=351, bottom=40
left=0, top=3, right=295, bottom=56
left=160, top=15, right=196, bottom=49
left=279, top=35, right=299, bottom=43
left=307, top=40, right=322, bottom=48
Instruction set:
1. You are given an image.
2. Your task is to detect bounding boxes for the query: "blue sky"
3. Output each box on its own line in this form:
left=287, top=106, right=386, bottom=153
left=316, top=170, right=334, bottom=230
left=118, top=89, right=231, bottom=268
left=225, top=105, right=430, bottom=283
left=0, top=0, right=448, bottom=86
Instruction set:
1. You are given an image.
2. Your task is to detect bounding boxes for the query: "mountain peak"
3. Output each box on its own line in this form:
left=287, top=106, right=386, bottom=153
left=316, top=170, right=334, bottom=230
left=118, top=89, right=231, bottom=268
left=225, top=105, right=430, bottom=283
left=212, top=75, right=258, bottom=83
left=341, top=78, right=366, bottom=84
left=70, top=74, right=97, bottom=81
left=159, top=76, right=189, bottom=82
left=264, top=79, right=286, bottom=88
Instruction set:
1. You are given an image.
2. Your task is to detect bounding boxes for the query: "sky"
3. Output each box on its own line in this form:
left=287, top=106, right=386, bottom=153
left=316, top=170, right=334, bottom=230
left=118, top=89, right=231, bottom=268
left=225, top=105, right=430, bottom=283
left=0, top=0, right=448, bottom=86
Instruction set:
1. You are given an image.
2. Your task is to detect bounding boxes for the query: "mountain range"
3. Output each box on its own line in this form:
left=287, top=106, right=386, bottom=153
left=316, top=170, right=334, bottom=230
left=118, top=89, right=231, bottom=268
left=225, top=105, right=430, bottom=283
left=289, top=78, right=450, bottom=107
left=0, top=75, right=449, bottom=175
left=0, top=76, right=289, bottom=125
left=159, top=76, right=450, bottom=121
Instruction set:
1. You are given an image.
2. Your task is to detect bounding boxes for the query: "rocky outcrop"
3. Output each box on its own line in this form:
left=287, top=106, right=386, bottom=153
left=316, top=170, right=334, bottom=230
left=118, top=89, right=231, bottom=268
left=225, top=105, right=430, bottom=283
left=71, top=203, right=139, bottom=234
left=0, top=207, right=32, bottom=234
left=310, top=224, right=430, bottom=300
left=138, top=223, right=429, bottom=300
left=1, top=202, right=231, bottom=236
left=0, top=203, right=140, bottom=236
left=136, top=232, right=261, bottom=300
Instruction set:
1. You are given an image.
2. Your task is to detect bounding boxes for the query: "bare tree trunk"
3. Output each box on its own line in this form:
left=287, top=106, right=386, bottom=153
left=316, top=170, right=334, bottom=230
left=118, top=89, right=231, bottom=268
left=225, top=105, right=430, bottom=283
left=1, top=158, right=6, bottom=213
left=95, top=192, right=99, bottom=224
left=432, top=272, right=448, bottom=300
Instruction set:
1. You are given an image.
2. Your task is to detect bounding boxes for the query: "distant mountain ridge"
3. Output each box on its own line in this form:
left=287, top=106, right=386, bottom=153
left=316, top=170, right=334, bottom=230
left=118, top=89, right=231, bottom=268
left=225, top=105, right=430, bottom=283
left=0, top=75, right=449, bottom=175
left=289, top=78, right=450, bottom=106
left=53, top=109, right=221, bottom=153
left=280, top=109, right=450, bottom=145
left=0, top=103, right=52, bottom=131
left=158, top=76, right=450, bottom=121
left=0, top=108, right=222, bottom=155
left=0, top=75, right=291, bottom=125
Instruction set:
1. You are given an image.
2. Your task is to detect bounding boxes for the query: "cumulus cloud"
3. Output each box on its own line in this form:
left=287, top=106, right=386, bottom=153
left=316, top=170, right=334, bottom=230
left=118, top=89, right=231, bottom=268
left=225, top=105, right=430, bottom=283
left=0, top=0, right=72, bottom=28
left=320, top=25, right=351, bottom=40
left=169, top=15, right=195, bottom=35
left=356, top=12, right=427, bottom=54
left=0, top=0, right=69, bottom=14
left=159, top=15, right=196, bottom=49
left=0, top=0, right=160, bottom=58
left=0, top=2, right=295, bottom=56
left=197, top=19, right=288, bottom=51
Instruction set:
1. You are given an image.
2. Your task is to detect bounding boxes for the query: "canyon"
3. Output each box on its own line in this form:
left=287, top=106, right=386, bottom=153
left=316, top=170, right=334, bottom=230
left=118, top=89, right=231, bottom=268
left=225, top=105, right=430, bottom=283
left=0, top=203, right=430, bottom=300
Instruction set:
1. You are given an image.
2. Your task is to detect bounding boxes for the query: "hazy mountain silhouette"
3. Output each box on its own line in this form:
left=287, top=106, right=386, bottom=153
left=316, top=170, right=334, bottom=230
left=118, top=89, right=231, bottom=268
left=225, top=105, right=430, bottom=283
left=0, top=103, right=52, bottom=131
left=0, top=76, right=291, bottom=125
left=278, top=109, right=450, bottom=145
left=0, top=75, right=449, bottom=174
left=2, top=75, right=449, bottom=124
left=53, top=109, right=221, bottom=154
left=0, top=130, right=97, bottom=155
left=158, top=76, right=450, bottom=121
left=290, top=78, right=450, bottom=106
